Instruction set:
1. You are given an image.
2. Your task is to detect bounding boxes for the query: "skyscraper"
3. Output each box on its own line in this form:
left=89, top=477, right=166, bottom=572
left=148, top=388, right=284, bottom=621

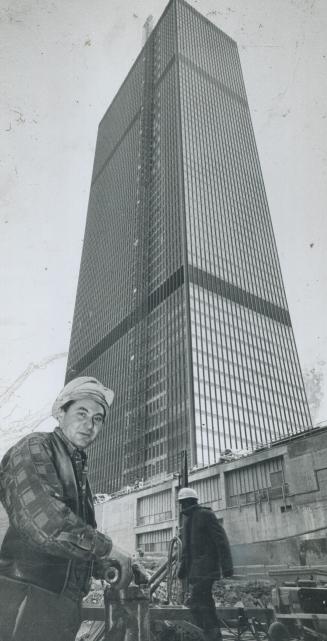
left=66, top=0, right=311, bottom=492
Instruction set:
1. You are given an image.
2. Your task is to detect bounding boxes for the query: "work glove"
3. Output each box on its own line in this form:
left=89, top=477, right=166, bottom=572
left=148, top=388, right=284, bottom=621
left=132, top=561, right=151, bottom=586
left=93, top=544, right=133, bottom=590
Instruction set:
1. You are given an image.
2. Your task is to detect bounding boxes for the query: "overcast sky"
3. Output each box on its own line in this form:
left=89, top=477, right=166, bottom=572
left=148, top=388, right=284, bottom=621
left=1, top=0, right=326, bottom=456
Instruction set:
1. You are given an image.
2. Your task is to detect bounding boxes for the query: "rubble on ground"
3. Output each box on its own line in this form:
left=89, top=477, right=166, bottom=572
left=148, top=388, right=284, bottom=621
left=213, top=578, right=274, bottom=608
left=83, top=573, right=274, bottom=610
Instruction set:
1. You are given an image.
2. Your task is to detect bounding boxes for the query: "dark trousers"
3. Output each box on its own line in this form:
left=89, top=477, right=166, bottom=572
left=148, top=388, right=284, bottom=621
left=0, top=577, right=81, bottom=641
left=189, top=579, right=221, bottom=633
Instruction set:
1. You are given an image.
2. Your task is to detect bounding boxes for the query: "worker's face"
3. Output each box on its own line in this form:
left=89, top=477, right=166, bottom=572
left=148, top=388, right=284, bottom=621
left=58, top=398, right=105, bottom=449
left=180, top=498, right=197, bottom=514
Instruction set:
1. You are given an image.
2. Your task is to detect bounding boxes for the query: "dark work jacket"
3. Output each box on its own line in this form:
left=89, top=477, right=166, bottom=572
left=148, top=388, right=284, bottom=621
left=0, top=429, right=97, bottom=599
left=179, top=504, right=233, bottom=581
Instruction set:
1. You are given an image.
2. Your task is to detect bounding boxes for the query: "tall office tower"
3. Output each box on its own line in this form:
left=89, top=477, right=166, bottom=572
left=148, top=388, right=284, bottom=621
left=66, top=0, right=311, bottom=492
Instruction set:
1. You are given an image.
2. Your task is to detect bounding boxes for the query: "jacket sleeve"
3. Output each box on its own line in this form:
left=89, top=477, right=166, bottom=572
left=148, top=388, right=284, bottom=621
left=177, top=551, right=188, bottom=579
left=208, top=512, right=233, bottom=578
left=177, top=517, right=189, bottom=579
left=0, top=434, right=112, bottom=562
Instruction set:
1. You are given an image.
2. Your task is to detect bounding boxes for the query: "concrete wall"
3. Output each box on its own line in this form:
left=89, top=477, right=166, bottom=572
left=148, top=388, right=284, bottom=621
left=95, top=491, right=136, bottom=552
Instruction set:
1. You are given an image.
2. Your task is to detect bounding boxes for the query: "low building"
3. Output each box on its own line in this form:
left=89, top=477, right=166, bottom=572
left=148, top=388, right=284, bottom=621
left=95, top=425, right=327, bottom=568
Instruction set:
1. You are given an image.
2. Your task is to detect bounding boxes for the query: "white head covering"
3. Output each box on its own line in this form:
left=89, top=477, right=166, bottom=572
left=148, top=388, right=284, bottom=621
left=52, top=376, right=114, bottom=419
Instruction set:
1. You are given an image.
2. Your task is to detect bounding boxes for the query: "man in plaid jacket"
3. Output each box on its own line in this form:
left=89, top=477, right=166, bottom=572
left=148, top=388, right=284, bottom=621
left=0, top=376, right=131, bottom=641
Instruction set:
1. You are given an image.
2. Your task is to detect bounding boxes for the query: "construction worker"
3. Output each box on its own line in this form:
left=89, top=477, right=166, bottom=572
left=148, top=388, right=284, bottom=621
left=0, top=376, right=132, bottom=641
left=177, top=487, right=234, bottom=641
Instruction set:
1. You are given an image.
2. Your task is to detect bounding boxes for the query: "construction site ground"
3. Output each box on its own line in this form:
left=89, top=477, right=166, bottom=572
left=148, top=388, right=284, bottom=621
left=83, top=554, right=275, bottom=609
left=82, top=576, right=274, bottom=610
left=78, top=556, right=276, bottom=640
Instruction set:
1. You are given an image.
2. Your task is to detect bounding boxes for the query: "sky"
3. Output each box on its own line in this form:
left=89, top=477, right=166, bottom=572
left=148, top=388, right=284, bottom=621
left=1, top=0, right=326, bottom=458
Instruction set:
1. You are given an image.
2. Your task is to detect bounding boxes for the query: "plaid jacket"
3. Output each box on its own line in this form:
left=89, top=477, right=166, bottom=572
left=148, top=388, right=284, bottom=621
left=0, top=427, right=112, bottom=598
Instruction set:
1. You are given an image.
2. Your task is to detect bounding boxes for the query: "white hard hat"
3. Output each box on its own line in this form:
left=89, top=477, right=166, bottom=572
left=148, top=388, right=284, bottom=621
left=178, top=487, right=198, bottom=501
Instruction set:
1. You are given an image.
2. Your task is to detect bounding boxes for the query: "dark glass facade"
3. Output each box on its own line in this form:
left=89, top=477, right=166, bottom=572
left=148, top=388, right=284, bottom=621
left=66, top=0, right=311, bottom=492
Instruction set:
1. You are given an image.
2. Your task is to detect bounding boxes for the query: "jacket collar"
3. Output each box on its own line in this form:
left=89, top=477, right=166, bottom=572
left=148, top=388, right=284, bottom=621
left=54, top=426, right=87, bottom=463
left=181, top=503, right=200, bottom=516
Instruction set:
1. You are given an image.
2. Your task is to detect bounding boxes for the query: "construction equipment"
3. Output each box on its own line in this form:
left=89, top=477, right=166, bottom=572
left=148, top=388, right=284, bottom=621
left=80, top=536, right=274, bottom=640
left=81, top=590, right=274, bottom=641
left=99, top=545, right=134, bottom=591
left=268, top=568, right=327, bottom=640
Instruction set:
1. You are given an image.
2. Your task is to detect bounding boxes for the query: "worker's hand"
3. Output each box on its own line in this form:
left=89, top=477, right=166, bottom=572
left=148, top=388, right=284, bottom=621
left=132, top=561, right=150, bottom=586
left=93, top=545, right=133, bottom=590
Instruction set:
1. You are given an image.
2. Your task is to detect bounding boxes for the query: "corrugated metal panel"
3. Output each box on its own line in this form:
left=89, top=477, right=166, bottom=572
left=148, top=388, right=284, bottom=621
left=137, top=528, right=173, bottom=552
left=226, top=456, right=284, bottom=506
left=190, top=475, right=221, bottom=504
left=137, top=489, right=172, bottom=525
